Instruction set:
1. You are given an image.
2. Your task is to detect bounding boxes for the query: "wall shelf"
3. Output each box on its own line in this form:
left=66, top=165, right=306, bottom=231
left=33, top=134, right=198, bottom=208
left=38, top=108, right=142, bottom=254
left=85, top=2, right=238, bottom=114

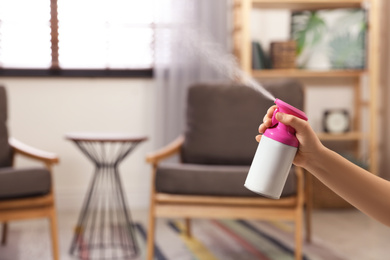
left=233, top=0, right=380, bottom=174
left=317, top=132, right=366, bottom=141
left=252, top=0, right=365, bottom=10
left=252, top=69, right=366, bottom=78
left=233, top=0, right=381, bottom=208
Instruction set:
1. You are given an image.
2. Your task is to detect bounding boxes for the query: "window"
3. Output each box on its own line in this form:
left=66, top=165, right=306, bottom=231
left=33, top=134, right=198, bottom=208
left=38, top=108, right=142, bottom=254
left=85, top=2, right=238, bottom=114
left=0, top=0, right=154, bottom=77
left=0, top=0, right=51, bottom=69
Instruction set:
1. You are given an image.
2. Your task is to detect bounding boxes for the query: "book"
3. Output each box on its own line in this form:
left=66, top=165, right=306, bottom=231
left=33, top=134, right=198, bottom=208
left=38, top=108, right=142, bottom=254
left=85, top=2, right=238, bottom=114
left=251, top=41, right=270, bottom=70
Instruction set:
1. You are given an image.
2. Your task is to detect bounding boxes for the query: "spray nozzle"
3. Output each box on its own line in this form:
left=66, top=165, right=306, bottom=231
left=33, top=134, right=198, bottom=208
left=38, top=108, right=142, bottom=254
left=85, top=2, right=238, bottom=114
left=273, top=98, right=307, bottom=134
left=274, top=99, right=307, bottom=121
left=264, top=99, right=308, bottom=147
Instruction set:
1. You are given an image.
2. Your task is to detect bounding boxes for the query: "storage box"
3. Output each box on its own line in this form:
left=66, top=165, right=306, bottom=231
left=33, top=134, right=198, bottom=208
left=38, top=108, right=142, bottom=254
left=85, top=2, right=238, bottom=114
left=270, top=40, right=296, bottom=69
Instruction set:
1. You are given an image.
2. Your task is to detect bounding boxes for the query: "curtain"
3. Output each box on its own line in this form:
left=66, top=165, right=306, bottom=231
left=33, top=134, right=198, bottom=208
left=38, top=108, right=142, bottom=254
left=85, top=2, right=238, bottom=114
left=153, top=0, right=232, bottom=148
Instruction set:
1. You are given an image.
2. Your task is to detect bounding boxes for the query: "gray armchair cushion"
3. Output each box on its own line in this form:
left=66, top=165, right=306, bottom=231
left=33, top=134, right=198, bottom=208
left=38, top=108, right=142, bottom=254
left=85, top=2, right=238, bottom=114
left=180, top=79, right=304, bottom=165
left=0, top=86, right=12, bottom=168
left=155, top=162, right=297, bottom=197
left=0, top=167, right=51, bottom=199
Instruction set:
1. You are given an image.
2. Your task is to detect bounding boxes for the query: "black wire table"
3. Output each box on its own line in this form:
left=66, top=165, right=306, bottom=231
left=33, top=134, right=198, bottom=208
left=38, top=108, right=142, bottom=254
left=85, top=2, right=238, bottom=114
left=66, top=132, right=148, bottom=260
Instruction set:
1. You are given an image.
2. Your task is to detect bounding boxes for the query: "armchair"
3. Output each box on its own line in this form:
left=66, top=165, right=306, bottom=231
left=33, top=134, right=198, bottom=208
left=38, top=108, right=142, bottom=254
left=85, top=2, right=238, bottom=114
left=146, top=79, right=310, bottom=260
left=0, top=86, right=59, bottom=260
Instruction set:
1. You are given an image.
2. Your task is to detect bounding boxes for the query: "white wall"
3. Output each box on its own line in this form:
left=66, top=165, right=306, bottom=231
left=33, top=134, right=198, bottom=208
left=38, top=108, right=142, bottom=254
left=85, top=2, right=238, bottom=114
left=1, top=78, right=156, bottom=211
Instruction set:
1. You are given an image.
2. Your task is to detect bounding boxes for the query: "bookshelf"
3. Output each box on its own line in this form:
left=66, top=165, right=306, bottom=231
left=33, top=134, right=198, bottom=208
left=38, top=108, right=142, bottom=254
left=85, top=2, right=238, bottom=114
left=233, top=0, right=381, bottom=208
left=251, top=0, right=364, bottom=10
left=251, top=69, right=366, bottom=78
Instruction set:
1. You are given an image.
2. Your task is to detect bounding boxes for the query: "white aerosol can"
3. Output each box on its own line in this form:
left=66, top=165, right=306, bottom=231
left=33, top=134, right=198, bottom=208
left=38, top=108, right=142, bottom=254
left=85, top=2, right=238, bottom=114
left=244, top=99, right=308, bottom=199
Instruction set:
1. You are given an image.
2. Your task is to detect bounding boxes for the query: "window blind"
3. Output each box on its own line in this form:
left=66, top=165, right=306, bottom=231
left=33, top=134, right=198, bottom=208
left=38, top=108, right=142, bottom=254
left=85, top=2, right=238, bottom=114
left=0, top=0, right=154, bottom=72
left=0, top=0, right=52, bottom=68
left=57, top=0, right=154, bottom=69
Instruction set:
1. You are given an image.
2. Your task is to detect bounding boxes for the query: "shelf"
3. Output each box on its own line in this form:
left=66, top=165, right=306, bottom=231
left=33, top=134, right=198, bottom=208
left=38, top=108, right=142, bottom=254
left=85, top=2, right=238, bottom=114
left=317, top=132, right=365, bottom=141
left=232, top=0, right=380, bottom=175
left=252, top=69, right=366, bottom=78
left=252, top=0, right=366, bottom=10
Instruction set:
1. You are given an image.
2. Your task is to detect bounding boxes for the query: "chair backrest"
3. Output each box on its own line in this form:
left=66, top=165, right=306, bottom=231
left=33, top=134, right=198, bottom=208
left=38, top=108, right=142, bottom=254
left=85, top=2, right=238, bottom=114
left=0, top=86, right=13, bottom=167
left=181, top=79, right=304, bottom=165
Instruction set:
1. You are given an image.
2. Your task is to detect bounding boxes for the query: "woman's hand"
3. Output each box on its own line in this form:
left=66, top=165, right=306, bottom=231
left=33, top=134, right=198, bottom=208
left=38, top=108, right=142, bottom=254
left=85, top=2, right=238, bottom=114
left=256, top=105, right=277, bottom=142
left=256, top=105, right=324, bottom=168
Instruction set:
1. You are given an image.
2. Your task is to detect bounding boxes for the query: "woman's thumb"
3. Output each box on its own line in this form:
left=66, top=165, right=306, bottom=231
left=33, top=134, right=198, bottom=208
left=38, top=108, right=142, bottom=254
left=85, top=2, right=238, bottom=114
left=275, top=112, right=307, bottom=132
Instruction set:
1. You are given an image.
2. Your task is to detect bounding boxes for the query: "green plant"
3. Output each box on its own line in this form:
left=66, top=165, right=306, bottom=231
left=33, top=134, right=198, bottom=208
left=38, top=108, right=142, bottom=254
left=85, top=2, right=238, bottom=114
left=292, top=11, right=327, bottom=56
left=328, top=9, right=366, bottom=69
left=328, top=31, right=365, bottom=69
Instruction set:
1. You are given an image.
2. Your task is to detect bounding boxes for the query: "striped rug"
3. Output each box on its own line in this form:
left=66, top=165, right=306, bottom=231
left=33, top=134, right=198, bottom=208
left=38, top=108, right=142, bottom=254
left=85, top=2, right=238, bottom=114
left=136, top=219, right=346, bottom=260
left=1, top=218, right=344, bottom=260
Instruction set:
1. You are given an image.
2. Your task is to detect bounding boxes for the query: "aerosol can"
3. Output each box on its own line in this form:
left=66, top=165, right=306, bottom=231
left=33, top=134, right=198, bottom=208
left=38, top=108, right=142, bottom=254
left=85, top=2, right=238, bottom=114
left=244, top=99, right=308, bottom=199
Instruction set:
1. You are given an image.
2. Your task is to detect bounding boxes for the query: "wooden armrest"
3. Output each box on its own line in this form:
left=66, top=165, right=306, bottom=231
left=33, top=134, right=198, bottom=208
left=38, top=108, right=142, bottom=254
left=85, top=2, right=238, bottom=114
left=9, top=137, right=59, bottom=165
left=146, top=135, right=184, bottom=165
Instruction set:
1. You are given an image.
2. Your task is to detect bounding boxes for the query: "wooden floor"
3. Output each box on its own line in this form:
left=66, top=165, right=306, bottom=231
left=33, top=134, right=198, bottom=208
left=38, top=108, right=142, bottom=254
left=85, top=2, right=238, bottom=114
left=310, top=209, right=390, bottom=260
left=1, top=208, right=390, bottom=260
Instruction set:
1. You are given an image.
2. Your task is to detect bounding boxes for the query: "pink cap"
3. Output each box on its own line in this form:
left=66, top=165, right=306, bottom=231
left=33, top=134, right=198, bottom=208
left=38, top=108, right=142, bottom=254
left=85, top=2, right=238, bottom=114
left=264, top=99, right=308, bottom=147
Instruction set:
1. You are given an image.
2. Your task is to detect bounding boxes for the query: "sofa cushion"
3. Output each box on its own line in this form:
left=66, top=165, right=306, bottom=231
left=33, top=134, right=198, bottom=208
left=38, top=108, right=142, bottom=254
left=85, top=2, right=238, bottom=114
left=0, top=86, right=13, bottom=168
left=0, top=167, right=51, bottom=199
left=155, top=162, right=297, bottom=197
left=180, top=79, right=304, bottom=165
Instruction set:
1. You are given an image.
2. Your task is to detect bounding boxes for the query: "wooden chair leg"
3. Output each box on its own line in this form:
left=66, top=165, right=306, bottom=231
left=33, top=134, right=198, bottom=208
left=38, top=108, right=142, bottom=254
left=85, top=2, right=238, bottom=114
left=49, top=209, right=60, bottom=260
left=295, top=209, right=303, bottom=260
left=185, top=218, right=192, bottom=237
left=305, top=172, right=313, bottom=243
left=1, top=222, right=8, bottom=245
left=305, top=203, right=312, bottom=243
left=147, top=206, right=156, bottom=260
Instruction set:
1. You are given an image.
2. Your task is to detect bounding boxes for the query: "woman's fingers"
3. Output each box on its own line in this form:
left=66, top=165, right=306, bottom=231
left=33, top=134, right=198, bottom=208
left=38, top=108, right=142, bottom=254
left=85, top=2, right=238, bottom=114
left=258, top=105, right=278, bottom=135
left=266, top=105, right=277, bottom=118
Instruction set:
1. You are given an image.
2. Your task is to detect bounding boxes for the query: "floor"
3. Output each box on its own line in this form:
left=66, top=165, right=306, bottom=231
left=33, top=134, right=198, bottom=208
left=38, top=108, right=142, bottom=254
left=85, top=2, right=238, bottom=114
left=309, top=209, right=390, bottom=260
left=1, top=208, right=390, bottom=260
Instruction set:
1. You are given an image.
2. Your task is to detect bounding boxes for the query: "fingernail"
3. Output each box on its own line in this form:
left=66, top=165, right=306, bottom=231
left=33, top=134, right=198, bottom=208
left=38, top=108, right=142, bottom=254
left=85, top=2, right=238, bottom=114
left=276, top=112, right=284, bottom=120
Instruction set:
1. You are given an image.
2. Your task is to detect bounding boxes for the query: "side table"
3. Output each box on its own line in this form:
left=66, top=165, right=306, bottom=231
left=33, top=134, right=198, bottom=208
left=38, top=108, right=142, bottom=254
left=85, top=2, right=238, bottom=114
left=66, top=132, right=148, bottom=259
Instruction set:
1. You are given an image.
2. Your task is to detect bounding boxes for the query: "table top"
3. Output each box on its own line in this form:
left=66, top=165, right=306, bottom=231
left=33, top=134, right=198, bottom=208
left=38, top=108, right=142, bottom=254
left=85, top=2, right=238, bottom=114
left=65, top=132, right=148, bottom=142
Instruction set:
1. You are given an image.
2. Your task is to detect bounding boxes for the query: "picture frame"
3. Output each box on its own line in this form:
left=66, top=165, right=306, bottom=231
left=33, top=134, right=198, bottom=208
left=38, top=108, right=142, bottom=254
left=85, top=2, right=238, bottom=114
left=291, top=8, right=367, bottom=70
